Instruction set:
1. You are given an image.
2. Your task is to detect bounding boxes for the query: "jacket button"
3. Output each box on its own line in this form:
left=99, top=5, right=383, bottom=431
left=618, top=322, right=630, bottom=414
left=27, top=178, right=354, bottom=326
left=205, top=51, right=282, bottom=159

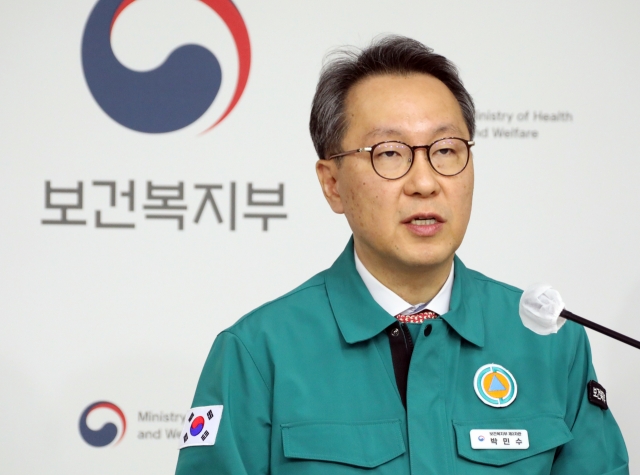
left=424, top=324, right=433, bottom=337
left=391, top=328, right=400, bottom=337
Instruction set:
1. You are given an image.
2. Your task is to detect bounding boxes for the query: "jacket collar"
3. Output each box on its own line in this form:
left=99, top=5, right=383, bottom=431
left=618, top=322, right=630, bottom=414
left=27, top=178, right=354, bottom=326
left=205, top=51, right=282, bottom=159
left=324, top=239, right=396, bottom=344
left=441, top=256, right=485, bottom=347
left=324, top=238, right=485, bottom=347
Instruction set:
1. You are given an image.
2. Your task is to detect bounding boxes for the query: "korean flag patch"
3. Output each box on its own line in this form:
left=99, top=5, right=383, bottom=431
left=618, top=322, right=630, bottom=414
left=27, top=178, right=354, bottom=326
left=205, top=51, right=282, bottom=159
left=179, top=405, right=223, bottom=449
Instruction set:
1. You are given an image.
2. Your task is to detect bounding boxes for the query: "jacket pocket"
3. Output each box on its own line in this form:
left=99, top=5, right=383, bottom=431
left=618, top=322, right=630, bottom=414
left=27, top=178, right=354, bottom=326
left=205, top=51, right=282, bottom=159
left=453, top=414, right=573, bottom=466
left=281, top=419, right=406, bottom=468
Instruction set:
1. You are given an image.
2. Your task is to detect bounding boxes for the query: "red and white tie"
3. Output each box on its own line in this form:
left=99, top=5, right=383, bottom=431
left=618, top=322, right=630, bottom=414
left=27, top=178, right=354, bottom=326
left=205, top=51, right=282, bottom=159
left=395, top=310, right=439, bottom=324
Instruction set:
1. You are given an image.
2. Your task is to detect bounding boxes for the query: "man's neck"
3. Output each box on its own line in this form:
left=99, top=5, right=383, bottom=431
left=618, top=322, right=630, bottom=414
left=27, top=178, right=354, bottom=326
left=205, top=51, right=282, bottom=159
left=354, top=242, right=453, bottom=306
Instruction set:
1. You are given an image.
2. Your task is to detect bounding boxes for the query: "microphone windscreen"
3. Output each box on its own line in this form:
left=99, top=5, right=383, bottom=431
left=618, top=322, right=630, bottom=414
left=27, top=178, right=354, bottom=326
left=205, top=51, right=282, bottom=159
left=519, top=283, right=567, bottom=335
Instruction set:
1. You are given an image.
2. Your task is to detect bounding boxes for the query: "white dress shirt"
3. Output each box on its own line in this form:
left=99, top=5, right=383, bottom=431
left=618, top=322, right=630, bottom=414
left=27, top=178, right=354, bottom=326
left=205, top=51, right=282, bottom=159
left=354, top=249, right=454, bottom=317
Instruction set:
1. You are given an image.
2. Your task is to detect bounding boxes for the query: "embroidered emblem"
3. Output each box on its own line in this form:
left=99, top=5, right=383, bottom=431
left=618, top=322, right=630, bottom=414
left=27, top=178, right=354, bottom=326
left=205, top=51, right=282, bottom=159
left=474, top=364, right=518, bottom=408
left=587, top=380, right=608, bottom=410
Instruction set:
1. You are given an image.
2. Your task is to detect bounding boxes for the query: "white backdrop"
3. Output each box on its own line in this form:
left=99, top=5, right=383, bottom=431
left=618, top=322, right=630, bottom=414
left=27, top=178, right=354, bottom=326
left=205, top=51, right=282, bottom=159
left=2, top=0, right=639, bottom=473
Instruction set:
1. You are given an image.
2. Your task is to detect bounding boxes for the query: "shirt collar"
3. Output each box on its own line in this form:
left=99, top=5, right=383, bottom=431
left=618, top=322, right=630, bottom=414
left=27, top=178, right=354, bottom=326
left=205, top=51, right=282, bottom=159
left=324, top=238, right=484, bottom=347
left=354, top=249, right=453, bottom=317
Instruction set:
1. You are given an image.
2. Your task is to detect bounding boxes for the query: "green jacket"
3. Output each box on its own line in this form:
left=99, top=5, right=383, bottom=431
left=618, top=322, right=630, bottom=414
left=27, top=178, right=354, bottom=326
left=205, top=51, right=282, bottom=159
left=175, top=240, right=628, bottom=474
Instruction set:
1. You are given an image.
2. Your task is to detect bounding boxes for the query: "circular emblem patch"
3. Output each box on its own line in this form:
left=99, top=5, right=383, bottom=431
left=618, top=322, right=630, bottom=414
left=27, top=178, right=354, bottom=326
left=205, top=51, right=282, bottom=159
left=473, top=363, right=517, bottom=408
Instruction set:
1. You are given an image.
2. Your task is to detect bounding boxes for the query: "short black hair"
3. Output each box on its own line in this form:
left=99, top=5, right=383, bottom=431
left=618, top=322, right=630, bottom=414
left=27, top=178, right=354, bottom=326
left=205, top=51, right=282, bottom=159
left=309, top=35, right=475, bottom=159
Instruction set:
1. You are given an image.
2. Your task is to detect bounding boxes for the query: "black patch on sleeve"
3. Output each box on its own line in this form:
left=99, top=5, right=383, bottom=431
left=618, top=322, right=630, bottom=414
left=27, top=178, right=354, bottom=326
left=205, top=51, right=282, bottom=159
left=588, top=380, right=608, bottom=410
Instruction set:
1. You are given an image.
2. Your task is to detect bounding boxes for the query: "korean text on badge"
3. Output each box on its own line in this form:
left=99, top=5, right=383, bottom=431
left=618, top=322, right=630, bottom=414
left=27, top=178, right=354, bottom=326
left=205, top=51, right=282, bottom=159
left=470, top=429, right=529, bottom=450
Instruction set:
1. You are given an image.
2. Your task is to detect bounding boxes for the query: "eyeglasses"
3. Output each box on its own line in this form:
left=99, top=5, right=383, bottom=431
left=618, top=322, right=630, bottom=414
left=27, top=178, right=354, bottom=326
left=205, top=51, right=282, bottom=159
left=324, top=137, right=475, bottom=179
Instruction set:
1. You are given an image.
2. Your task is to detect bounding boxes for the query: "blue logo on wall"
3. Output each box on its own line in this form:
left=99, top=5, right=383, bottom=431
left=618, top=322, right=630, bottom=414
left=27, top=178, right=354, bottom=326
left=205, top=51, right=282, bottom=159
left=79, top=401, right=127, bottom=447
left=81, top=0, right=251, bottom=134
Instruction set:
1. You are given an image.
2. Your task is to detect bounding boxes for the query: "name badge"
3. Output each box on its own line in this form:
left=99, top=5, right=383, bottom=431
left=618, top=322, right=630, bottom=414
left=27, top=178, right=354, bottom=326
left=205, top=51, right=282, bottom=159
left=470, top=429, right=529, bottom=450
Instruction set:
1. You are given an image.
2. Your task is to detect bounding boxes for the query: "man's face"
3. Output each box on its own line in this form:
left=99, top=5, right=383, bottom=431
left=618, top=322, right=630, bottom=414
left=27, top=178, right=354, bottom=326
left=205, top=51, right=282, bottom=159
left=317, top=73, right=474, bottom=273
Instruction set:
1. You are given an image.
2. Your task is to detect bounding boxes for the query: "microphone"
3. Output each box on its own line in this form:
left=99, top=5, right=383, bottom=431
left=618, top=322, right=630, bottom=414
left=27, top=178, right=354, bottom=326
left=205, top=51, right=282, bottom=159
left=519, top=284, right=640, bottom=350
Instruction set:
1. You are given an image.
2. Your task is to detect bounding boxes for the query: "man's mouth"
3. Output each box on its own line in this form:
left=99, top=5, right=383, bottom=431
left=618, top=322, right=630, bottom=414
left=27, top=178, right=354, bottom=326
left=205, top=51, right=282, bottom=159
left=410, top=218, right=438, bottom=225
left=403, top=214, right=444, bottom=236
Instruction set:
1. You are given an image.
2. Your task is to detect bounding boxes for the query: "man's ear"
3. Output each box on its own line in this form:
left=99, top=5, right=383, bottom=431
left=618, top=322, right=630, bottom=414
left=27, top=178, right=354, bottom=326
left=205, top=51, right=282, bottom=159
left=316, top=159, right=345, bottom=214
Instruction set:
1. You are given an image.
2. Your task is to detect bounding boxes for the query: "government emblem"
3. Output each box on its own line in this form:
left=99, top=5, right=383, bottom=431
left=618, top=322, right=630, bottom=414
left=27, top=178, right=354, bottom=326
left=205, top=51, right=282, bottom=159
left=474, top=363, right=517, bottom=408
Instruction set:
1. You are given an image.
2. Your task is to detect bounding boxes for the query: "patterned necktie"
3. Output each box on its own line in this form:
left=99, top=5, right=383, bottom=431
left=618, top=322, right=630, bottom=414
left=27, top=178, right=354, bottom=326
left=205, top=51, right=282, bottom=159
left=395, top=310, right=439, bottom=324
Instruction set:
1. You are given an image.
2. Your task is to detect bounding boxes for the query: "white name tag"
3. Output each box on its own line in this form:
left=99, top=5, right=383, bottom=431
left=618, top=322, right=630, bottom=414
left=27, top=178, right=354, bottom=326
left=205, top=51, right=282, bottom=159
left=470, top=429, right=529, bottom=450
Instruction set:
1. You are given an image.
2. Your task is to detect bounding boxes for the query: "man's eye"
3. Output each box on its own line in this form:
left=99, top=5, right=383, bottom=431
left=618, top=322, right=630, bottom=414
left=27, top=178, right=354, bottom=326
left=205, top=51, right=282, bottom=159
left=375, top=147, right=407, bottom=159
left=434, top=147, right=454, bottom=156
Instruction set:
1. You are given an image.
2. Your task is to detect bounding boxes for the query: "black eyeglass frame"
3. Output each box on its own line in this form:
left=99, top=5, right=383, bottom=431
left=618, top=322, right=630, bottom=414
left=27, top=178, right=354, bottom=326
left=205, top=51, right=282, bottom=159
left=323, top=137, right=475, bottom=179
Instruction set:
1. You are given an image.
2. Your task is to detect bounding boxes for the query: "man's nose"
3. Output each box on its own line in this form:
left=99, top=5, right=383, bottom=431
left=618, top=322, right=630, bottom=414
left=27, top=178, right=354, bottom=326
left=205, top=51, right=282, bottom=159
left=403, top=148, right=440, bottom=196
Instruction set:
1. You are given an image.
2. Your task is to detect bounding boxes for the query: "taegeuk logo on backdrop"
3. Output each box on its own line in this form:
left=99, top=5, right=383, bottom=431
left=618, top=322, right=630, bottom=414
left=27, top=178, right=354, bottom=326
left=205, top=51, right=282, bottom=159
left=79, top=401, right=127, bottom=447
left=81, top=0, right=251, bottom=134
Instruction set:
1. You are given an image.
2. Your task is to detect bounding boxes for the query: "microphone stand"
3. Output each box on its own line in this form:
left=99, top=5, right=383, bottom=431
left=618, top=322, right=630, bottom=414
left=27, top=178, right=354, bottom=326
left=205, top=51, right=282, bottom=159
left=561, top=309, right=640, bottom=350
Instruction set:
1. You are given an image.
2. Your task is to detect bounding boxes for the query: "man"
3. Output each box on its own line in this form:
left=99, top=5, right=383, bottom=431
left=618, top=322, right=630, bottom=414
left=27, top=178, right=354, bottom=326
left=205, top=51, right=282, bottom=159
left=175, top=36, right=628, bottom=474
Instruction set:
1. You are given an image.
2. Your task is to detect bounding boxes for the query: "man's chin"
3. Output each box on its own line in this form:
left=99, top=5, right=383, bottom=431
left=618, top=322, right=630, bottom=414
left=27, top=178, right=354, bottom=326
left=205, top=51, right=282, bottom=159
left=393, top=249, right=455, bottom=272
